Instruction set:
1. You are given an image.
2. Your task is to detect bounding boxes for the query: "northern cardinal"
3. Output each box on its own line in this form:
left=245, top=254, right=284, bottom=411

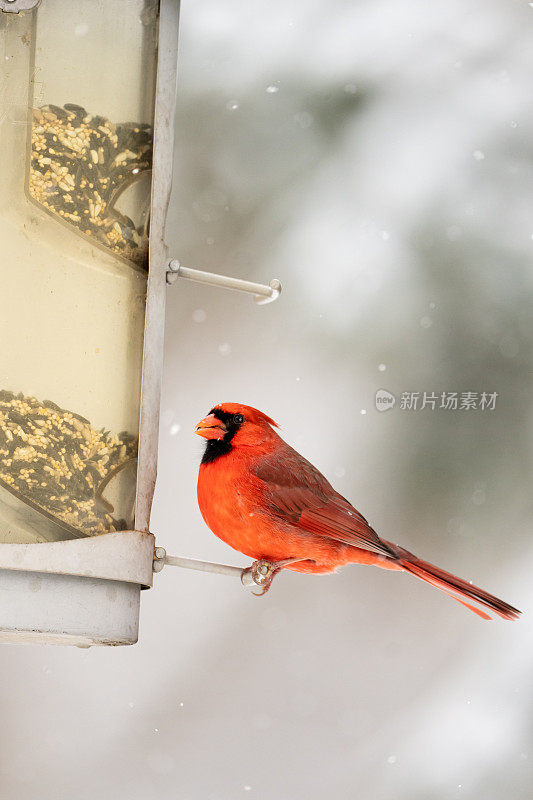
left=196, top=403, right=520, bottom=620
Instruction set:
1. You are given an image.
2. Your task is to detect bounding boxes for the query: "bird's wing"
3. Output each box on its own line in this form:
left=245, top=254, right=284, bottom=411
left=251, top=447, right=396, bottom=558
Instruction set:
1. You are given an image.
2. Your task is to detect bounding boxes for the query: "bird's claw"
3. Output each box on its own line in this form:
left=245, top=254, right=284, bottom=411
left=241, top=559, right=277, bottom=595
left=241, top=557, right=303, bottom=596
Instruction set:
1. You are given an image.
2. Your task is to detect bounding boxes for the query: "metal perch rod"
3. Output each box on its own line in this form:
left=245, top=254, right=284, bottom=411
left=158, top=551, right=244, bottom=578
left=153, top=547, right=304, bottom=594
left=166, top=260, right=282, bottom=304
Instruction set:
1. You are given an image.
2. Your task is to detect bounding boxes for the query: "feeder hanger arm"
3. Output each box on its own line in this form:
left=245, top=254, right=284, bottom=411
left=166, top=260, right=281, bottom=305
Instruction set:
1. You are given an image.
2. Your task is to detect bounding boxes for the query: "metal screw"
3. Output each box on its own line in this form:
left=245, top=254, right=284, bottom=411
left=1, top=0, right=43, bottom=11
left=166, top=259, right=180, bottom=285
left=153, top=546, right=167, bottom=573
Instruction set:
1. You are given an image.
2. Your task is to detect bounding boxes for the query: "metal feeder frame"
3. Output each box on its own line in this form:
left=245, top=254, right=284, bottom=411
left=0, top=0, right=282, bottom=646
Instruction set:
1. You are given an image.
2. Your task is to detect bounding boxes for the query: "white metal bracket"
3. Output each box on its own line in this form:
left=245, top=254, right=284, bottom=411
left=0, top=531, right=155, bottom=588
left=166, top=260, right=281, bottom=305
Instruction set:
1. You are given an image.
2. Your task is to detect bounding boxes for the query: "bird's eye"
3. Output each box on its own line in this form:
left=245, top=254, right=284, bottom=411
left=234, top=413, right=244, bottom=425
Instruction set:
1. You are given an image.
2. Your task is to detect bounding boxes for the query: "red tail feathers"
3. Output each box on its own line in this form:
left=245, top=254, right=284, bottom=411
left=393, top=545, right=521, bottom=621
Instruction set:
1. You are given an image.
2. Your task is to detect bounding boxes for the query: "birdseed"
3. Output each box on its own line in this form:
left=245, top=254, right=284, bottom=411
left=0, top=390, right=137, bottom=537
left=29, top=103, right=153, bottom=267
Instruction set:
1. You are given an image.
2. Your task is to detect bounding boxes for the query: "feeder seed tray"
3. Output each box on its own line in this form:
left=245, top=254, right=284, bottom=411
left=0, top=390, right=137, bottom=537
left=29, top=103, right=153, bottom=266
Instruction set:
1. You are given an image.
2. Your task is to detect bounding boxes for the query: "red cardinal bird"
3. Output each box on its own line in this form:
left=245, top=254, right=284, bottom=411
left=196, top=403, right=520, bottom=620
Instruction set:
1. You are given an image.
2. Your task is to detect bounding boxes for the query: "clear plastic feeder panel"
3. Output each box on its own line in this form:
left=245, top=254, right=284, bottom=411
left=0, top=2, right=157, bottom=544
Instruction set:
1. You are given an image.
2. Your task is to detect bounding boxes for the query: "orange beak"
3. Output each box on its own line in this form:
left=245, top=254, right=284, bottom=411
left=194, top=414, right=227, bottom=441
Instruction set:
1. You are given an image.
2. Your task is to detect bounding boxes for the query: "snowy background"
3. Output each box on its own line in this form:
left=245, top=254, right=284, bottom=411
left=1, top=0, right=532, bottom=798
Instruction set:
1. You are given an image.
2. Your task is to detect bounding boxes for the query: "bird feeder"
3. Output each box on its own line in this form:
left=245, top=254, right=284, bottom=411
left=0, top=0, right=281, bottom=646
